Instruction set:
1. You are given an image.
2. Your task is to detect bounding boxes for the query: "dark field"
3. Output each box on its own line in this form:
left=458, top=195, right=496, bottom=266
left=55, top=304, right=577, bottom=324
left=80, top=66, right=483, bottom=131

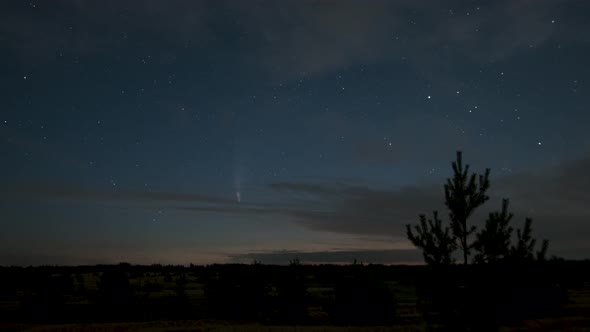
left=1, top=261, right=589, bottom=332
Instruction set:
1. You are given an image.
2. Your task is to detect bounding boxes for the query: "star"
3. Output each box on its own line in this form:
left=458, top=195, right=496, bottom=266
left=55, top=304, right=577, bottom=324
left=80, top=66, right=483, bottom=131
left=0, top=0, right=587, bottom=267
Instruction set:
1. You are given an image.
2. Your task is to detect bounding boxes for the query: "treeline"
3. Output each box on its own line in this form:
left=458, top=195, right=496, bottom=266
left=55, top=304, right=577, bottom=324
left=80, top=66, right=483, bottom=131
left=0, top=262, right=411, bottom=325
left=0, top=261, right=587, bottom=328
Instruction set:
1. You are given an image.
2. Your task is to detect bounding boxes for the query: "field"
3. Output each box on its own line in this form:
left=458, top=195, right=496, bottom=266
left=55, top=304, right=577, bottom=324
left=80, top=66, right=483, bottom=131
left=0, top=262, right=589, bottom=331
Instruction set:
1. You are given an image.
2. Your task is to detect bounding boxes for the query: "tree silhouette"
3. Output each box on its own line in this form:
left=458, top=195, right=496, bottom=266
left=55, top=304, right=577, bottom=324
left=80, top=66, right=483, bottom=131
left=444, top=151, right=490, bottom=264
left=474, top=199, right=514, bottom=264
left=406, top=211, right=456, bottom=265
left=407, top=151, right=490, bottom=265
left=406, top=151, right=552, bottom=266
left=511, top=218, right=549, bottom=262
left=474, top=199, right=549, bottom=264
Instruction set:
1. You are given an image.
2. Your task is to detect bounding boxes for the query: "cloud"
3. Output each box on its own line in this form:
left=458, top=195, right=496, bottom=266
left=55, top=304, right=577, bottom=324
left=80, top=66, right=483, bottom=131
left=269, top=182, right=442, bottom=236
left=19, top=152, right=580, bottom=260
left=172, top=180, right=440, bottom=240
left=2, top=184, right=237, bottom=205
left=0, top=252, right=111, bottom=267
left=173, top=153, right=590, bottom=259
left=0, top=1, right=211, bottom=62
left=493, top=155, right=590, bottom=253
left=238, top=0, right=586, bottom=77
left=264, top=154, right=590, bottom=259
left=5, top=154, right=590, bottom=262
left=167, top=181, right=440, bottom=249
left=230, top=249, right=421, bottom=265
left=2, top=1, right=587, bottom=77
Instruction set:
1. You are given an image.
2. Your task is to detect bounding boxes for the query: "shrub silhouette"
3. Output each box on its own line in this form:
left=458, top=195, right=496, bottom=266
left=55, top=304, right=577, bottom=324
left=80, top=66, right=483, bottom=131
left=204, top=265, right=271, bottom=322
left=0, top=263, right=574, bottom=327
left=19, top=272, right=74, bottom=322
left=331, top=271, right=396, bottom=325
left=275, top=262, right=308, bottom=324
left=96, top=269, right=135, bottom=320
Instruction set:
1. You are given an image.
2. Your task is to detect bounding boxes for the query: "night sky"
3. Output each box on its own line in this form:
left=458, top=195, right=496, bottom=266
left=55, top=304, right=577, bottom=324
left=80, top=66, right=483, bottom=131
left=1, top=1, right=590, bottom=265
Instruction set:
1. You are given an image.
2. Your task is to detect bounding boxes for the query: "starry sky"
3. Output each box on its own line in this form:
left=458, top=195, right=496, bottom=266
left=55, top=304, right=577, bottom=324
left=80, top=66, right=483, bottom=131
left=1, top=1, right=590, bottom=266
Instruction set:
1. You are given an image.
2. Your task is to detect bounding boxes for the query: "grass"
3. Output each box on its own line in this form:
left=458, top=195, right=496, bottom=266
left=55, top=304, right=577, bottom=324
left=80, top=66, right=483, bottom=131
left=3, top=265, right=590, bottom=331
left=498, top=282, right=590, bottom=331
left=1, top=321, right=428, bottom=332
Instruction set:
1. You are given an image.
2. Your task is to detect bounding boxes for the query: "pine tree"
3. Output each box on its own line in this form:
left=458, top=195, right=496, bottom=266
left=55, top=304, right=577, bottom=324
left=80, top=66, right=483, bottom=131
left=444, top=151, right=490, bottom=265
left=474, top=199, right=514, bottom=264
left=510, top=218, right=549, bottom=262
left=406, top=211, right=456, bottom=265
left=406, top=151, right=549, bottom=266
